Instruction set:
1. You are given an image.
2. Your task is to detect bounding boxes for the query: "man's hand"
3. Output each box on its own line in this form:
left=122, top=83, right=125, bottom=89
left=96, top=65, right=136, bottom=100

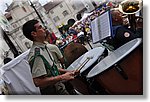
left=72, top=70, right=80, bottom=77
left=61, top=71, right=75, bottom=81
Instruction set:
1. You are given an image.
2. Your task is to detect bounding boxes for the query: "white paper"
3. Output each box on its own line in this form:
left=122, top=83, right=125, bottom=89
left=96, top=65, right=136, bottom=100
left=91, top=11, right=112, bottom=43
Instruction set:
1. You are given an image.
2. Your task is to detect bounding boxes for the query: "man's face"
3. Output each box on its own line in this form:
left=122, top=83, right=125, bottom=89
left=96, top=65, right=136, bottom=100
left=33, top=23, right=46, bottom=40
left=111, top=10, right=123, bottom=26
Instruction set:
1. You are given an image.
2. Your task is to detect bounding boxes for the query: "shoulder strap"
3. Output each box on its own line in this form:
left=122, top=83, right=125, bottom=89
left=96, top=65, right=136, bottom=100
left=45, top=45, right=67, bottom=69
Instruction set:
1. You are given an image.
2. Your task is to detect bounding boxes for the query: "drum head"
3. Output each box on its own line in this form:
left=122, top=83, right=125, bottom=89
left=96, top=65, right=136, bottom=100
left=67, top=47, right=105, bottom=73
left=87, top=38, right=142, bottom=78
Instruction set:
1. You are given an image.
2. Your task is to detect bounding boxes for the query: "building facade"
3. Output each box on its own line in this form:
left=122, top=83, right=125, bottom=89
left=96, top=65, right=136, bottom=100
left=4, top=0, right=97, bottom=53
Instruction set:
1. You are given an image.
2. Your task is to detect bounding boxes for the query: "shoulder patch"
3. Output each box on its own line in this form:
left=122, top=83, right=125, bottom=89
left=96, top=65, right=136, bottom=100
left=35, top=47, right=40, bottom=56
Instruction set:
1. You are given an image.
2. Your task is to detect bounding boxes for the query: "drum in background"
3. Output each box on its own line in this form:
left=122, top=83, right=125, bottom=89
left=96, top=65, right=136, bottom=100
left=63, top=42, right=88, bottom=67
left=87, top=38, right=143, bottom=95
left=67, top=46, right=106, bottom=94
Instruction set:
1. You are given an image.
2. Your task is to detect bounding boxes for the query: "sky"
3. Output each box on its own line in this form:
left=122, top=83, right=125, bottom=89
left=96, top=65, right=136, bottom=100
left=0, top=0, right=49, bottom=14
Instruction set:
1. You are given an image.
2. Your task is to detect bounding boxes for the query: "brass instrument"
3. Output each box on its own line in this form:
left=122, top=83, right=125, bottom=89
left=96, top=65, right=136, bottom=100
left=119, top=0, right=142, bottom=15
left=118, top=0, right=143, bottom=32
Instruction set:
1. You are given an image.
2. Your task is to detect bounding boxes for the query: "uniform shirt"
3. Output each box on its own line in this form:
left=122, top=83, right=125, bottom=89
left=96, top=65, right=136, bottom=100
left=28, top=42, right=54, bottom=78
left=28, top=42, right=69, bottom=95
left=44, top=41, right=63, bottom=68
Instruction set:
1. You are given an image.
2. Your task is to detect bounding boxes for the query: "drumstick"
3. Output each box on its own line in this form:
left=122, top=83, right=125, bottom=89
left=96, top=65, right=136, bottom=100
left=76, top=57, right=93, bottom=71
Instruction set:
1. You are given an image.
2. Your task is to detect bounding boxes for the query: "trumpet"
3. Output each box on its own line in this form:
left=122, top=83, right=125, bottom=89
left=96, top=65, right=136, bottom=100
left=118, top=0, right=143, bottom=14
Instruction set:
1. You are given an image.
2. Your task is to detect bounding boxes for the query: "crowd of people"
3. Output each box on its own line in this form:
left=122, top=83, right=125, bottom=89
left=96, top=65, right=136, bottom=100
left=54, top=1, right=143, bottom=51
left=51, top=5, right=109, bottom=50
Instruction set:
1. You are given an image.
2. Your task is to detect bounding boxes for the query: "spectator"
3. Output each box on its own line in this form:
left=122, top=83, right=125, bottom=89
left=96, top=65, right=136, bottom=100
left=45, top=30, right=57, bottom=44
left=77, top=28, right=85, bottom=45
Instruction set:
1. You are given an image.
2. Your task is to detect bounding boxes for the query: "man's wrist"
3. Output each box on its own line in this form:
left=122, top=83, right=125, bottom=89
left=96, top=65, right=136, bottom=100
left=56, top=75, right=64, bottom=81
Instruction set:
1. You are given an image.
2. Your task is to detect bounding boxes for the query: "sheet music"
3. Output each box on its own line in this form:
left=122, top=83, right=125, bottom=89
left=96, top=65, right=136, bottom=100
left=91, top=17, right=100, bottom=43
left=91, top=11, right=112, bottom=44
left=99, top=11, right=111, bottom=40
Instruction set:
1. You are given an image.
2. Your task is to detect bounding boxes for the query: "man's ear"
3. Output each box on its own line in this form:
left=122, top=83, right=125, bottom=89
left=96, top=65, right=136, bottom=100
left=31, top=31, right=37, bottom=37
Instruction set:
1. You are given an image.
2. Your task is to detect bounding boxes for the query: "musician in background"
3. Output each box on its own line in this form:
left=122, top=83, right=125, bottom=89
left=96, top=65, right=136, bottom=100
left=110, top=9, right=142, bottom=49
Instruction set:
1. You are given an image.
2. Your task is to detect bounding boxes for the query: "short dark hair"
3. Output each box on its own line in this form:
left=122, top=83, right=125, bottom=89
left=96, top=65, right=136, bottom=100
left=22, top=19, right=39, bottom=41
left=67, top=19, right=75, bottom=27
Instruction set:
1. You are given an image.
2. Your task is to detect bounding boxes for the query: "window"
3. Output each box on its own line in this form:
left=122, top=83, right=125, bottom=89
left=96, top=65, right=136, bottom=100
left=39, top=13, right=43, bottom=17
left=19, top=35, right=25, bottom=39
left=50, top=10, right=54, bottom=14
left=53, top=16, right=60, bottom=22
left=60, top=4, right=63, bottom=8
left=62, top=10, right=69, bottom=17
left=25, top=42, right=31, bottom=49
left=12, top=23, right=17, bottom=28
left=22, top=6, right=27, bottom=12
left=7, top=16, right=13, bottom=21
left=45, top=21, right=48, bottom=25
left=25, top=17, right=29, bottom=21
left=72, top=5, right=76, bottom=10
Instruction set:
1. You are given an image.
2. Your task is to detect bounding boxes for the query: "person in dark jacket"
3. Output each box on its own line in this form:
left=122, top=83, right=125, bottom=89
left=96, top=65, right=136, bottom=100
left=110, top=10, right=142, bottom=49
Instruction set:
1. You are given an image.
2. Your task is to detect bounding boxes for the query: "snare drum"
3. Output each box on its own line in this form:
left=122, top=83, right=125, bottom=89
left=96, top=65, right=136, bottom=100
left=67, top=46, right=106, bottom=94
left=87, top=38, right=142, bottom=95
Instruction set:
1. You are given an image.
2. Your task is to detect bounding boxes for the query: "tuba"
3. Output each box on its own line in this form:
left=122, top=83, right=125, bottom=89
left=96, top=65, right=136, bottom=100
left=118, top=0, right=143, bottom=32
left=118, top=0, right=143, bottom=15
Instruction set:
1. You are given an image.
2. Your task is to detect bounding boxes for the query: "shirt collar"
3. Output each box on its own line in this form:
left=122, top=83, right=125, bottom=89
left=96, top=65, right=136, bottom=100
left=33, top=42, right=46, bottom=50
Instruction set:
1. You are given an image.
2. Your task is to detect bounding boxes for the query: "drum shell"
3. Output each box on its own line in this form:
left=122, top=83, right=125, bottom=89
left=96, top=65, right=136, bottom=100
left=69, top=58, right=102, bottom=95
left=70, top=76, right=90, bottom=95
left=94, top=45, right=143, bottom=95
left=63, top=42, right=88, bottom=67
